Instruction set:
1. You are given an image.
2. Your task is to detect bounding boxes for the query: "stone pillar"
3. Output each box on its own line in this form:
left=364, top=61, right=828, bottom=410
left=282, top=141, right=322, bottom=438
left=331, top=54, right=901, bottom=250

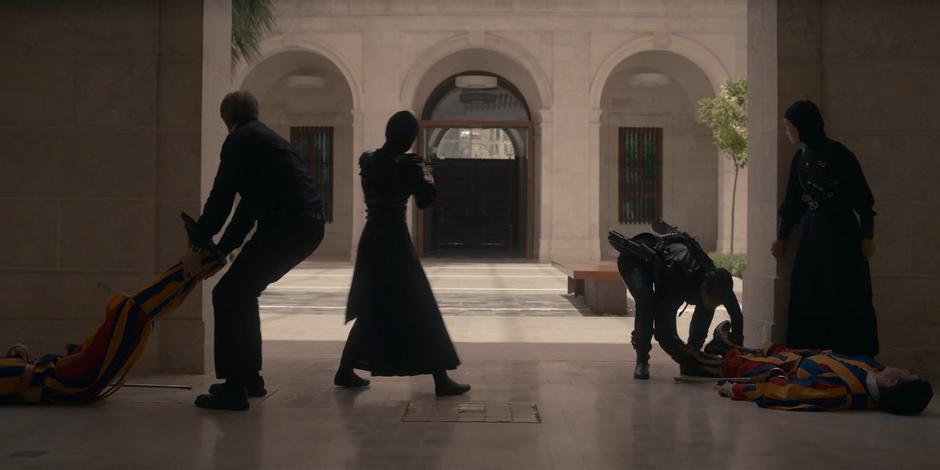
left=0, top=0, right=230, bottom=374
left=746, top=0, right=940, bottom=378
left=349, top=109, right=366, bottom=260
left=537, top=110, right=554, bottom=261
left=547, top=31, right=597, bottom=261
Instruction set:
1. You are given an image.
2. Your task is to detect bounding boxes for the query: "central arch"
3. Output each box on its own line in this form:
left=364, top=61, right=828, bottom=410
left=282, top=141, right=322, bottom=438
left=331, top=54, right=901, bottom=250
left=403, top=40, right=549, bottom=259
left=237, top=45, right=358, bottom=259
left=418, top=72, right=534, bottom=258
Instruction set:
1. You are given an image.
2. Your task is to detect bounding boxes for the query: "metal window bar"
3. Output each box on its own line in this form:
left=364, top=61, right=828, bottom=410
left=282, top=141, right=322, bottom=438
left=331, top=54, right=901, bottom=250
left=290, top=126, right=334, bottom=222
left=618, top=127, right=662, bottom=224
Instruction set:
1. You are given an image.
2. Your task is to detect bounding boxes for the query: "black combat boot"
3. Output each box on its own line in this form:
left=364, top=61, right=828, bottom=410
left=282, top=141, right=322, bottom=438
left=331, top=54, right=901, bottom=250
left=633, top=340, right=652, bottom=380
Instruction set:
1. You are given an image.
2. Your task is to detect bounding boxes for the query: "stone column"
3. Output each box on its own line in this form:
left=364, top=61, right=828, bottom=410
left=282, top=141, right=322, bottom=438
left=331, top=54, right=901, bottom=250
left=537, top=109, right=554, bottom=261
left=747, top=0, right=824, bottom=346
left=0, top=0, right=230, bottom=374
left=746, top=0, right=940, bottom=378
left=349, top=108, right=366, bottom=259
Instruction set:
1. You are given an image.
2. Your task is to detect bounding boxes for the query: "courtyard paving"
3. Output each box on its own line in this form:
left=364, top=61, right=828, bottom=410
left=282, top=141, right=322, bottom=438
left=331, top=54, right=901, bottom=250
left=0, top=261, right=936, bottom=470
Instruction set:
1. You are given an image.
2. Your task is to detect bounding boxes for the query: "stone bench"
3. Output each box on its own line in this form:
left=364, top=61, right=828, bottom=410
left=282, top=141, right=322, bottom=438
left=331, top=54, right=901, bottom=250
left=552, top=261, right=633, bottom=316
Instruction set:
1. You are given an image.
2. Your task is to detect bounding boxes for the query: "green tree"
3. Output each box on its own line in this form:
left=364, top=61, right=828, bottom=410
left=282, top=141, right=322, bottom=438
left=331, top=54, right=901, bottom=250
left=232, top=0, right=276, bottom=69
left=698, top=79, right=747, bottom=253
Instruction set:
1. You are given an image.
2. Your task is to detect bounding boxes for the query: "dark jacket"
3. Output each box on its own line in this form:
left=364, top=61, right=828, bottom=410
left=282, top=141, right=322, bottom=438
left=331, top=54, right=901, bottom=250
left=197, top=119, right=323, bottom=255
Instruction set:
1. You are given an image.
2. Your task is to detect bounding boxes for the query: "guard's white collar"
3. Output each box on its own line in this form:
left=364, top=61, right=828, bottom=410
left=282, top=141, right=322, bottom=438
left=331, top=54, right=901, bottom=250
left=866, top=372, right=880, bottom=399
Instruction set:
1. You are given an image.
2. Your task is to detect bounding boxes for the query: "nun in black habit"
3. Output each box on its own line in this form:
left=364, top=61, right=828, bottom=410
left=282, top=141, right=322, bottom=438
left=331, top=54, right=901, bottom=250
left=333, top=111, right=470, bottom=396
left=772, top=100, right=879, bottom=356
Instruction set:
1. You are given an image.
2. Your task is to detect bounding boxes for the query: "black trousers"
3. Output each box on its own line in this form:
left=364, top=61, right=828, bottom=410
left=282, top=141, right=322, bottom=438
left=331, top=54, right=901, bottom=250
left=212, top=219, right=324, bottom=382
left=617, top=255, right=712, bottom=367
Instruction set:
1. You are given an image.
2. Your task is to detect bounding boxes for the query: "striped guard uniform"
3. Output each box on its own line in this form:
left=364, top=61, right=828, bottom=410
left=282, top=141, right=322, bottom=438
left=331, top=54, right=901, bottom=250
left=721, top=345, right=883, bottom=412
left=1, top=254, right=221, bottom=404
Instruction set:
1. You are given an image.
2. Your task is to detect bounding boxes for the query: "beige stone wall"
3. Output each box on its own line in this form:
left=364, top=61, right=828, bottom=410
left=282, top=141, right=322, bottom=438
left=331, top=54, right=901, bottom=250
left=746, top=0, right=940, bottom=377
left=0, top=0, right=230, bottom=373
left=239, top=0, right=747, bottom=261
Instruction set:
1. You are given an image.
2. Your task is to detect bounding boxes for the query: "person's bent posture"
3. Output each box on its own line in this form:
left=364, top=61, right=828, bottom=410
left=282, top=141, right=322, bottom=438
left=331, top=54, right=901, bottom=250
left=609, top=220, right=743, bottom=379
left=706, top=322, right=933, bottom=415
left=180, top=91, right=325, bottom=411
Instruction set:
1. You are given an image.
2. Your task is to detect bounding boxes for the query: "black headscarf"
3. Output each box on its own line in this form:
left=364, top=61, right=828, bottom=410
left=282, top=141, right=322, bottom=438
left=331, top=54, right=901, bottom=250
left=384, top=111, right=419, bottom=153
left=784, top=100, right=828, bottom=148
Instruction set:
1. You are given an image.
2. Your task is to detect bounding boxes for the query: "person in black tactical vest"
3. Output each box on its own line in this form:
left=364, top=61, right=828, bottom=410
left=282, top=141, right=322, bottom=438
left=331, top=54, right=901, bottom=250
left=609, top=220, right=744, bottom=379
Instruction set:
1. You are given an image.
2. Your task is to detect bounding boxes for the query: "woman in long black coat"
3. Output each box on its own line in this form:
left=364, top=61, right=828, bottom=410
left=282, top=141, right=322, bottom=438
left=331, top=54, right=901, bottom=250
left=333, top=111, right=470, bottom=396
left=771, top=100, right=879, bottom=356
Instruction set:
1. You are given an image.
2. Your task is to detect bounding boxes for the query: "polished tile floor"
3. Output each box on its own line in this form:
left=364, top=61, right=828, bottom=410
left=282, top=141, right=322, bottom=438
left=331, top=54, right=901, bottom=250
left=1, top=262, right=936, bottom=469
left=3, top=344, right=938, bottom=470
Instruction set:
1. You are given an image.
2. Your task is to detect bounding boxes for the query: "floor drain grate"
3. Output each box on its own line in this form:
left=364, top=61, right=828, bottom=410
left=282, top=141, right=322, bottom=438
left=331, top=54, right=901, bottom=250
left=402, top=401, right=540, bottom=424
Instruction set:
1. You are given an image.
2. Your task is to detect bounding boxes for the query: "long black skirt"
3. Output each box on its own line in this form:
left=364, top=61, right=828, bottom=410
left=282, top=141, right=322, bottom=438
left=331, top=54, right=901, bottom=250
left=340, top=217, right=460, bottom=376
left=787, top=209, right=879, bottom=356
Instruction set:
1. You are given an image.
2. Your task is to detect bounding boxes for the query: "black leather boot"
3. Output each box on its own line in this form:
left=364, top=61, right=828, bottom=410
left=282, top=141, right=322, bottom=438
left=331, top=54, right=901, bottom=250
left=334, top=367, right=371, bottom=388
left=632, top=340, right=652, bottom=380
left=433, top=371, right=471, bottom=397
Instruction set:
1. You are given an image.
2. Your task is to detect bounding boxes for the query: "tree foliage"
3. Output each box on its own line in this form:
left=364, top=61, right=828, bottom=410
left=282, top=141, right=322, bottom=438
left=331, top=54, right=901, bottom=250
left=698, top=79, right=748, bottom=170
left=698, top=79, right=748, bottom=252
left=232, top=0, right=276, bottom=68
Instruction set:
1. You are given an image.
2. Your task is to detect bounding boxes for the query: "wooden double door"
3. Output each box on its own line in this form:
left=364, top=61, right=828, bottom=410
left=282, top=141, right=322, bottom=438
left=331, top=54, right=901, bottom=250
left=416, top=123, right=533, bottom=258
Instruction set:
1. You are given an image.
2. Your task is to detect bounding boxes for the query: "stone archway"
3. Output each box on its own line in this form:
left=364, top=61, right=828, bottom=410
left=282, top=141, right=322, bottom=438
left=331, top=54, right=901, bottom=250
left=238, top=46, right=358, bottom=259
left=596, top=50, right=721, bottom=257
left=400, top=37, right=552, bottom=259
left=591, top=35, right=746, bottom=255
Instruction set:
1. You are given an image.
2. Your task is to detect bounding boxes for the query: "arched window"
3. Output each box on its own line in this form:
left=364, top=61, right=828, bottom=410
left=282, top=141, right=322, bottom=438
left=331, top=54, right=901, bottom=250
left=422, top=73, right=530, bottom=121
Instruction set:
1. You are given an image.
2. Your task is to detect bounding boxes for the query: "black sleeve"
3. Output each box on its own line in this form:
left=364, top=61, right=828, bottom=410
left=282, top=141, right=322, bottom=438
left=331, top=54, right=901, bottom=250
left=723, top=290, right=745, bottom=345
left=777, top=151, right=805, bottom=240
left=409, top=163, right=437, bottom=208
left=844, top=150, right=876, bottom=239
left=197, top=136, right=243, bottom=239
left=216, top=200, right=256, bottom=256
left=687, top=304, right=716, bottom=350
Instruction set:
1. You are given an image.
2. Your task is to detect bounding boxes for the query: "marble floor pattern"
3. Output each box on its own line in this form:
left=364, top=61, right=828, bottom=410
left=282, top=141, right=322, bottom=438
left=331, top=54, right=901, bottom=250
left=1, top=261, right=936, bottom=469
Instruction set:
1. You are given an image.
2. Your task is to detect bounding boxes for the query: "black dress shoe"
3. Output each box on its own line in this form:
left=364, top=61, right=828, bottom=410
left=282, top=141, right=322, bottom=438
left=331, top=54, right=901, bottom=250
left=634, top=361, right=650, bottom=380
left=209, top=376, right=267, bottom=397
left=434, top=377, right=471, bottom=397
left=194, top=384, right=249, bottom=411
left=334, top=369, right=371, bottom=388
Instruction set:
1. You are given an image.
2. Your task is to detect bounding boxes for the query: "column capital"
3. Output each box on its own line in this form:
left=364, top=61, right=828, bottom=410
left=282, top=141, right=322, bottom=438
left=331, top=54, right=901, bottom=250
left=589, top=108, right=603, bottom=127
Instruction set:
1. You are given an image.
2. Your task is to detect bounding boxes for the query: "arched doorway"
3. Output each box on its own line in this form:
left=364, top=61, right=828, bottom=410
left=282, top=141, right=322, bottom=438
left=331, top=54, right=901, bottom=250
left=239, top=50, right=356, bottom=259
left=597, top=50, right=721, bottom=258
left=416, top=72, right=534, bottom=258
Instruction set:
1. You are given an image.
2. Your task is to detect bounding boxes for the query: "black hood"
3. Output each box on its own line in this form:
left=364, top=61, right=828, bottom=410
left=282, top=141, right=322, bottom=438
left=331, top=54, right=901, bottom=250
left=384, top=111, right=419, bottom=153
left=785, top=100, right=827, bottom=148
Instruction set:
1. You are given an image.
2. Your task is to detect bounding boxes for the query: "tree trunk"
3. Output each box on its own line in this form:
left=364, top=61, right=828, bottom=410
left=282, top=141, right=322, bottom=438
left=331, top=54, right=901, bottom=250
left=730, top=163, right=739, bottom=253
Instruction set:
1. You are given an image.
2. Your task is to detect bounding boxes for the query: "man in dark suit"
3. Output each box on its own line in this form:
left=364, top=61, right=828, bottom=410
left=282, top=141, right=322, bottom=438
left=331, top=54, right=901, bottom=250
left=180, top=91, right=325, bottom=411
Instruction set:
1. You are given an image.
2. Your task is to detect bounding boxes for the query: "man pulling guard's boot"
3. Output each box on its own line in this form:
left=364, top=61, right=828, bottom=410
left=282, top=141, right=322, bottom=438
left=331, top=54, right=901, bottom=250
left=180, top=91, right=326, bottom=411
left=609, top=219, right=744, bottom=379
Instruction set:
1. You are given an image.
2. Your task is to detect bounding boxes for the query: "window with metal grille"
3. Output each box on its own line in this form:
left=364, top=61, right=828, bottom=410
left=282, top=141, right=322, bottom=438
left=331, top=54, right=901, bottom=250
left=290, top=126, right=334, bottom=222
left=618, top=127, right=663, bottom=224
